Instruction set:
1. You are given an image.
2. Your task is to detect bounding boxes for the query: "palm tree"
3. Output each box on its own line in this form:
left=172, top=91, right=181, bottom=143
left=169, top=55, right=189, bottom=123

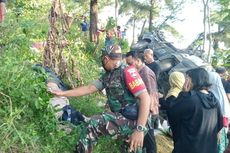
left=119, top=0, right=149, bottom=43
left=119, top=0, right=184, bottom=37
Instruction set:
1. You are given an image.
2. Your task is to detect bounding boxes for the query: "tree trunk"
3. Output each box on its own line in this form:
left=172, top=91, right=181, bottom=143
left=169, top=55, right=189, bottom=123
left=43, top=0, right=81, bottom=87
left=132, top=19, right=136, bottom=45
left=207, top=2, right=212, bottom=63
left=115, top=0, right=118, bottom=26
left=149, top=0, right=154, bottom=32
left=141, top=19, right=147, bottom=35
left=90, top=0, right=98, bottom=43
left=202, top=0, right=208, bottom=57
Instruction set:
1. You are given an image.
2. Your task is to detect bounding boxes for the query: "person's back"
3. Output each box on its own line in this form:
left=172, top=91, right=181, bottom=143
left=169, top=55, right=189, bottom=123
left=209, top=72, right=230, bottom=153
left=122, top=28, right=127, bottom=40
left=216, top=67, right=230, bottom=95
left=145, top=62, right=160, bottom=80
left=81, top=21, right=88, bottom=31
left=168, top=68, right=223, bottom=153
left=221, top=78, right=230, bottom=94
left=170, top=91, right=222, bottom=153
left=80, top=17, right=89, bottom=32
left=138, top=65, right=159, bottom=115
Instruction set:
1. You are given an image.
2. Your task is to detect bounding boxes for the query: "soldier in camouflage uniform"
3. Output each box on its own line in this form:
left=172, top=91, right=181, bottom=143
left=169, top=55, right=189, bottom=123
left=51, top=45, right=151, bottom=153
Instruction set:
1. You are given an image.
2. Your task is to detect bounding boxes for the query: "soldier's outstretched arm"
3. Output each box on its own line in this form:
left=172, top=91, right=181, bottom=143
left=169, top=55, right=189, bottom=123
left=50, top=84, right=98, bottom=97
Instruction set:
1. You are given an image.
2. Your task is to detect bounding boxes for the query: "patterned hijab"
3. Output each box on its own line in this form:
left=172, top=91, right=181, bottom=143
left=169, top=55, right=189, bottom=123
left=165, top=71, right=185, bottom=99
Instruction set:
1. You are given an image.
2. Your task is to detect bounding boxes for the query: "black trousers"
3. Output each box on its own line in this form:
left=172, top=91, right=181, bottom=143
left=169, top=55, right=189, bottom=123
left=143, top=115, right=157, bottom=153
left=143, top=129, right=157, bottom=153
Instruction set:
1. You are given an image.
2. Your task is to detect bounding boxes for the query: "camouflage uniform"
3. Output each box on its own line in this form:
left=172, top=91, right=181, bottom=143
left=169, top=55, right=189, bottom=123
left=75, top=64, right=147, bottom=153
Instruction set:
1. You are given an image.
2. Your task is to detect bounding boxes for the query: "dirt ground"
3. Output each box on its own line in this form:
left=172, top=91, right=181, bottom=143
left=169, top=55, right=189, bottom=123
left=156, top=134, right=174, bottom=153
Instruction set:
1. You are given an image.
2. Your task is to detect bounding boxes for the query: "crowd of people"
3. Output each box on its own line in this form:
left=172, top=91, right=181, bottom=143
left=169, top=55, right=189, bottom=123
left=79, top=15, right=127, bottom=45
left=2, top=1, right=230, bottom=152
left=104, top=26, right=127, bottom=46
left=49, top=40, right=230, bottom=153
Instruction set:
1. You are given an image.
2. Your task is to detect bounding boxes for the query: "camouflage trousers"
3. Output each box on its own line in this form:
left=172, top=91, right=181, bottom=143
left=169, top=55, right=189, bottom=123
left=75, top=112, right=144, bottom=153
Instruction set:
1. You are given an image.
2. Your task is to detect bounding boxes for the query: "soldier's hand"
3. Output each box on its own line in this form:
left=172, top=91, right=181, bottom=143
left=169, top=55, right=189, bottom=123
left=128, top=130, right=144, bottom=153
left=48, top=88, right=65, bottom=97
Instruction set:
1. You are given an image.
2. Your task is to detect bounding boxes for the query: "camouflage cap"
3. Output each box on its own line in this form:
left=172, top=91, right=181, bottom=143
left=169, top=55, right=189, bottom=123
left=102, top=45, right=122, bottom=59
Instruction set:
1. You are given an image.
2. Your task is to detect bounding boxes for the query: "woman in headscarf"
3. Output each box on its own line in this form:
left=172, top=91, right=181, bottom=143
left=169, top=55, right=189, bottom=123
left=160, top=71, right=185, bottom=110
left=209, top=72, right=230, bottom=153
left=158, top=71, right=185, bottom=132
left=168, top=68, right=223, bottom=153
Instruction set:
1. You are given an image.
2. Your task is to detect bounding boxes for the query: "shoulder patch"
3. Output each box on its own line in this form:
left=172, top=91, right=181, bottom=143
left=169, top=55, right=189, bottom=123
left=126, top=67, right=138, bottom=78
left=124, top=65, right=146, bottom=96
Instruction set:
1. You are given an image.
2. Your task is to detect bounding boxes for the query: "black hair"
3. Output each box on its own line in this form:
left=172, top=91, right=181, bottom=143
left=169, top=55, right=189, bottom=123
left=215, top=67, right=226, bottom=74
left=125, top=51, right=145, bottom=62
left=133, top=52, right=145, bottom=62
left=186, top=67, right=211, bottom=91
left=125, top=51, right=135, bottom=57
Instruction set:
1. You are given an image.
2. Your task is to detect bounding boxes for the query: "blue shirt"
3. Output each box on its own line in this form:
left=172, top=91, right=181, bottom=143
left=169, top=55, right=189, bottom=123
left=81, top=21, right=89, bottom=32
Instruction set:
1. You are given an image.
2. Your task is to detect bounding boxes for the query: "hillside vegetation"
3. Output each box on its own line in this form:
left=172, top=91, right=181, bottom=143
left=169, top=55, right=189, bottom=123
left=0, top=1, right=177, bottom=152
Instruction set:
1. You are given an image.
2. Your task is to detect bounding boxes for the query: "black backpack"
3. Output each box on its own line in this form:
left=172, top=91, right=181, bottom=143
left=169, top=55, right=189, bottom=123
left=61, top=105, right=85, bottom=125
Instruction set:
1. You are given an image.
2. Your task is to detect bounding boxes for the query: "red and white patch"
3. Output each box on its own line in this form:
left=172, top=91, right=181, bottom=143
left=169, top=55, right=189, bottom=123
left=127, top=67, right=138, bottom=78
left=124, top=65, right=146, bottom=96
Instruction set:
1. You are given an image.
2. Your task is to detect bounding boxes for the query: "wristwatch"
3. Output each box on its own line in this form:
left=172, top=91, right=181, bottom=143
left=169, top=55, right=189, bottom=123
left=136, top=125, right=147, bottom=132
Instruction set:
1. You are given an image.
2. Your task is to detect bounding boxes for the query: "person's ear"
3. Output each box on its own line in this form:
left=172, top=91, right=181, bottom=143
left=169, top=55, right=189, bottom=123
left=136, top=59, right=141, bottom=65
left=104, top=56, right=109, bottom=60
left=103, top=56, right=110, bottom=62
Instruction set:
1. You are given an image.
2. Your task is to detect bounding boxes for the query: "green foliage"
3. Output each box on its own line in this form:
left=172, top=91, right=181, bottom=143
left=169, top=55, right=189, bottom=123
left=120, top=39, right=130, bottom=53
left=119, top=0, right=149, bottom=23
left=0, top=45, right=78, bottom=152
left=160, top=24, right=183, bottom=38
left=0, top=1, right=125, bottom=153
left=105, top=17, right=116, bottom=30
left=211, top=0, right=230, bottom=47
left=119, top=0, right=184, bottom=40
left=94, top=136, right=125, bottom=153
left=211, top=49, right=230, bottom=68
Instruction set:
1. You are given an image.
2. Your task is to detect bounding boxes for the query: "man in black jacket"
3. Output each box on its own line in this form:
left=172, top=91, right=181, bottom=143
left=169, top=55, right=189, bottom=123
left=144, top=49, right=161, bottom=80
left=216, top=67, right=230, bottom=101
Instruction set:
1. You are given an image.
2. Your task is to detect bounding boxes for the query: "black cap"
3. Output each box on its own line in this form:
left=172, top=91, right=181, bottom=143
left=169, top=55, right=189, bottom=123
left=216, top=67, right=226, bottom=74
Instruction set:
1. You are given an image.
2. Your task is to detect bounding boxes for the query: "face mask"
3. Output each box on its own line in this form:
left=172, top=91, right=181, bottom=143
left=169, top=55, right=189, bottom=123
left=115, top=60, right=121, bottom=68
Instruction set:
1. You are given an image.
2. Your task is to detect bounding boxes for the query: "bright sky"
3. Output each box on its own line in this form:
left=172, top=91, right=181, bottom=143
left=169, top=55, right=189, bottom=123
left=99, top=1, right=207, bottom=49
left=167, top=1, right=204, bottom=49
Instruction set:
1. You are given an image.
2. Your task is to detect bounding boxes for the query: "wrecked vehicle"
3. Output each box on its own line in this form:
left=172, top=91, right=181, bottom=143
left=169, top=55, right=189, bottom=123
left=131, top=31, right=213, bottom=94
